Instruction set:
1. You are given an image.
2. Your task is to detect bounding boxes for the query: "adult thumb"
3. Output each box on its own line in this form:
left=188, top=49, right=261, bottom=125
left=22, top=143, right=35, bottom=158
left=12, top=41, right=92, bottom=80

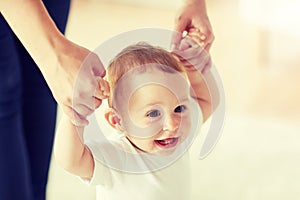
left=171, top=19, right=188, bottom=50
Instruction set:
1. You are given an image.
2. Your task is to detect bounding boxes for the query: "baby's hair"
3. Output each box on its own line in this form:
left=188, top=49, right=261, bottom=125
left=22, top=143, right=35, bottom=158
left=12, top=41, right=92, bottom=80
left=106, top=42, right=185, bottom=106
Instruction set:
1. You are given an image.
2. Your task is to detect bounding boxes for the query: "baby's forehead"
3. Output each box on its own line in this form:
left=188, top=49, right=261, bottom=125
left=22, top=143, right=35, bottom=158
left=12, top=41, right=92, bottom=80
left=112, top=65, right=190, bottom=111
left=118, top=66, right=188, bottom=92
left=128, top=84, right=191, bottom=113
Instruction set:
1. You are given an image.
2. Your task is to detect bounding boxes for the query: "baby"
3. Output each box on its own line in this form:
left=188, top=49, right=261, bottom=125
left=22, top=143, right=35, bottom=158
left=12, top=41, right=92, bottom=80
left=54, top=33, right=215, bottom=200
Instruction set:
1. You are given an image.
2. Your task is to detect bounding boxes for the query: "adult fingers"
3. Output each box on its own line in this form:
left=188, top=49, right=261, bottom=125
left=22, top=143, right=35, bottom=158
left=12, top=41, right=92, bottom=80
left=172, top=16, right=189, bottom=50
left=85, top=52, right=106, bottom=77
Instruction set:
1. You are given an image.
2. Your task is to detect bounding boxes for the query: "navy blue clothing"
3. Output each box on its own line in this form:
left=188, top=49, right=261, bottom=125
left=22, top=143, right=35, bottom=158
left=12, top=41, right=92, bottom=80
left=0, top=1, right=70, bottom=199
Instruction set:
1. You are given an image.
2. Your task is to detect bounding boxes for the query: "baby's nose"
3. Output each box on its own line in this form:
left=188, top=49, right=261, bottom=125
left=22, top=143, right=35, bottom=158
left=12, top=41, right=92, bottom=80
left=162, top=115, right=179, bottom=132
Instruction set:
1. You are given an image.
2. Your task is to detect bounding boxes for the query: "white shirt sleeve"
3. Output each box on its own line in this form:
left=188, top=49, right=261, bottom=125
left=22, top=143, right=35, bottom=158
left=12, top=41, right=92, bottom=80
left=79, top=141, right=113, bottom=187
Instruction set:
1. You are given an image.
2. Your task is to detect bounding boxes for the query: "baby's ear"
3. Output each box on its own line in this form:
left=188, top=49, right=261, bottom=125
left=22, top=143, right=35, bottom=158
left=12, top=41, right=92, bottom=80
left=104, top=108, right=123, bottom=132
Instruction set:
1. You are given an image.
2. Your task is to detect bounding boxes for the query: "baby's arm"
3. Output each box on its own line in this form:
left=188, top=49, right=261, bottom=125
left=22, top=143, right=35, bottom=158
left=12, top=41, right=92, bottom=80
left=54, top=77, right=110, bottom=179
left=172, top=32, right=220, bottom=122
left=54, top=115, right=94, bottom=178
left=186, top=65, right=213, bottom=122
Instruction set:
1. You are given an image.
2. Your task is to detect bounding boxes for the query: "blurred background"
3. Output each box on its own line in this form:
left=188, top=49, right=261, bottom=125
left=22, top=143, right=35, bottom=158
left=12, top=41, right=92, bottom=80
left=47, top=0, right=300, bottom=199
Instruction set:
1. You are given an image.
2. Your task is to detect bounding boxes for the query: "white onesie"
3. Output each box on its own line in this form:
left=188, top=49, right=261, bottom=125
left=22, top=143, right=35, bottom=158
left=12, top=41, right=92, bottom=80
left=82, top=132, right=192, bottom=200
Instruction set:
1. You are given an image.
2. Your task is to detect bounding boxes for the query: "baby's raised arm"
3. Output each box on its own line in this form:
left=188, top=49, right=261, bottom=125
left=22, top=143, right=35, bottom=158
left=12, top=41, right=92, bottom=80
left=54, top=115, right=94, bottom=178
left=53, top=77, right=110, bottom=179
left=172, top=32, right=220, bottom=122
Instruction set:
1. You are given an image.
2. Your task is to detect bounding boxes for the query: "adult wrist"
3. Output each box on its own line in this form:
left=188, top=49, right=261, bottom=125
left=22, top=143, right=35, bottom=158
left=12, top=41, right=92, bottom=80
left=184, top=0, right=207, bottom=12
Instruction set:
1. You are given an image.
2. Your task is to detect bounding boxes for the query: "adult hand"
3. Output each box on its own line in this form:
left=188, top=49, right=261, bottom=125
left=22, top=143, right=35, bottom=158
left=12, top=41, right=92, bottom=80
left=172, top=0, right=214, bottom=52
left=44, top=38, right=106, bottom=126
left=1, top=1, right=108, bottom=126
left=172, top=29, right=212, bottom=74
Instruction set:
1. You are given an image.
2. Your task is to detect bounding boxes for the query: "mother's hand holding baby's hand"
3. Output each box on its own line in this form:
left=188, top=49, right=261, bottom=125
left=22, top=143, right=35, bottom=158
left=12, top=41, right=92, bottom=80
left=45, top=39, right=109, bottom=127
left=172, top=0, right=214, bottom=52
left=172, top=29, right=212, bottom=74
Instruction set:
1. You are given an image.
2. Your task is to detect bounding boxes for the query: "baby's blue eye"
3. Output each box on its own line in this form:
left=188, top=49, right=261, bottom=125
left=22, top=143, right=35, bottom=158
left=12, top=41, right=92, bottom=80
left=174, top=105, right=187, bottom=113
left=146, top=110, right=161, bottom=118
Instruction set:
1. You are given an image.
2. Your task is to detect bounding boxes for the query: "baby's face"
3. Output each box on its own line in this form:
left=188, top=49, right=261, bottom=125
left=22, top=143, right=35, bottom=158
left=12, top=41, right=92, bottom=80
left=126, top=83, right=191, bottom=154
left=111, top=65, right=194, bottom=155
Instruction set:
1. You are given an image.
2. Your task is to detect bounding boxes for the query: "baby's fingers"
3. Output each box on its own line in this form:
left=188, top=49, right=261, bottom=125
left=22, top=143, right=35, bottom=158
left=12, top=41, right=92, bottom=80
left=100, top=78, right=110, bottom=97
left=188, top=28, right=213, bottom=51
left=95, top=78, right=110, bottom=99
left=188, top=30, right=205, bottom=47
left=173, top=41, right=204, bottom=61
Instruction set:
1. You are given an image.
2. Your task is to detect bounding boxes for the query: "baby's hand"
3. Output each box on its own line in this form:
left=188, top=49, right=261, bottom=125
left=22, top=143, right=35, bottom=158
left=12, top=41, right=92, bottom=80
left=188, top=28, right=206, bottom=47
left=95, top=77, right=110, bottom=100
left=172, top=29, right=211, bottom=74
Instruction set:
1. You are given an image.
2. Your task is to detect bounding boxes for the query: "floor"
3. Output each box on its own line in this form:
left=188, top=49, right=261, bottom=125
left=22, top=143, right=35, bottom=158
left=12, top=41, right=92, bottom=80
left=47, top=0, right=300, bottom=199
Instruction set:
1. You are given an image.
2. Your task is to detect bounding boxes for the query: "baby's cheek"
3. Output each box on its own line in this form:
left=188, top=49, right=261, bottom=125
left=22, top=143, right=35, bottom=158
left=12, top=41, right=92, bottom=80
left=179, top=117, right=192, bottom=142
left=179, top=116, right=191, bottom=132
left=140, top=138, right=157, bottom=152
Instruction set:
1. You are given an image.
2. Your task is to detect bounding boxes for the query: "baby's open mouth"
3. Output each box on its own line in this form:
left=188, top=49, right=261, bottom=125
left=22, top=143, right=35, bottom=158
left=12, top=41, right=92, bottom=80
left=154, top=137, right=179, bottom=148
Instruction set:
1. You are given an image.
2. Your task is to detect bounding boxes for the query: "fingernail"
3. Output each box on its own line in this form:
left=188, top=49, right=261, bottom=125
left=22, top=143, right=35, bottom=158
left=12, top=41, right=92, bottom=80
left=200, top=35, right=206, bottom=40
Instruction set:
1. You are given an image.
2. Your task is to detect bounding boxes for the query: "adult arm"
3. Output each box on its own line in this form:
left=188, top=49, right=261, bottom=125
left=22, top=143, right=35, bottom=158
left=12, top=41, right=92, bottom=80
left=172, top=0, right=214, bottom=51
left=0, top=0, right=105, bottom=125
